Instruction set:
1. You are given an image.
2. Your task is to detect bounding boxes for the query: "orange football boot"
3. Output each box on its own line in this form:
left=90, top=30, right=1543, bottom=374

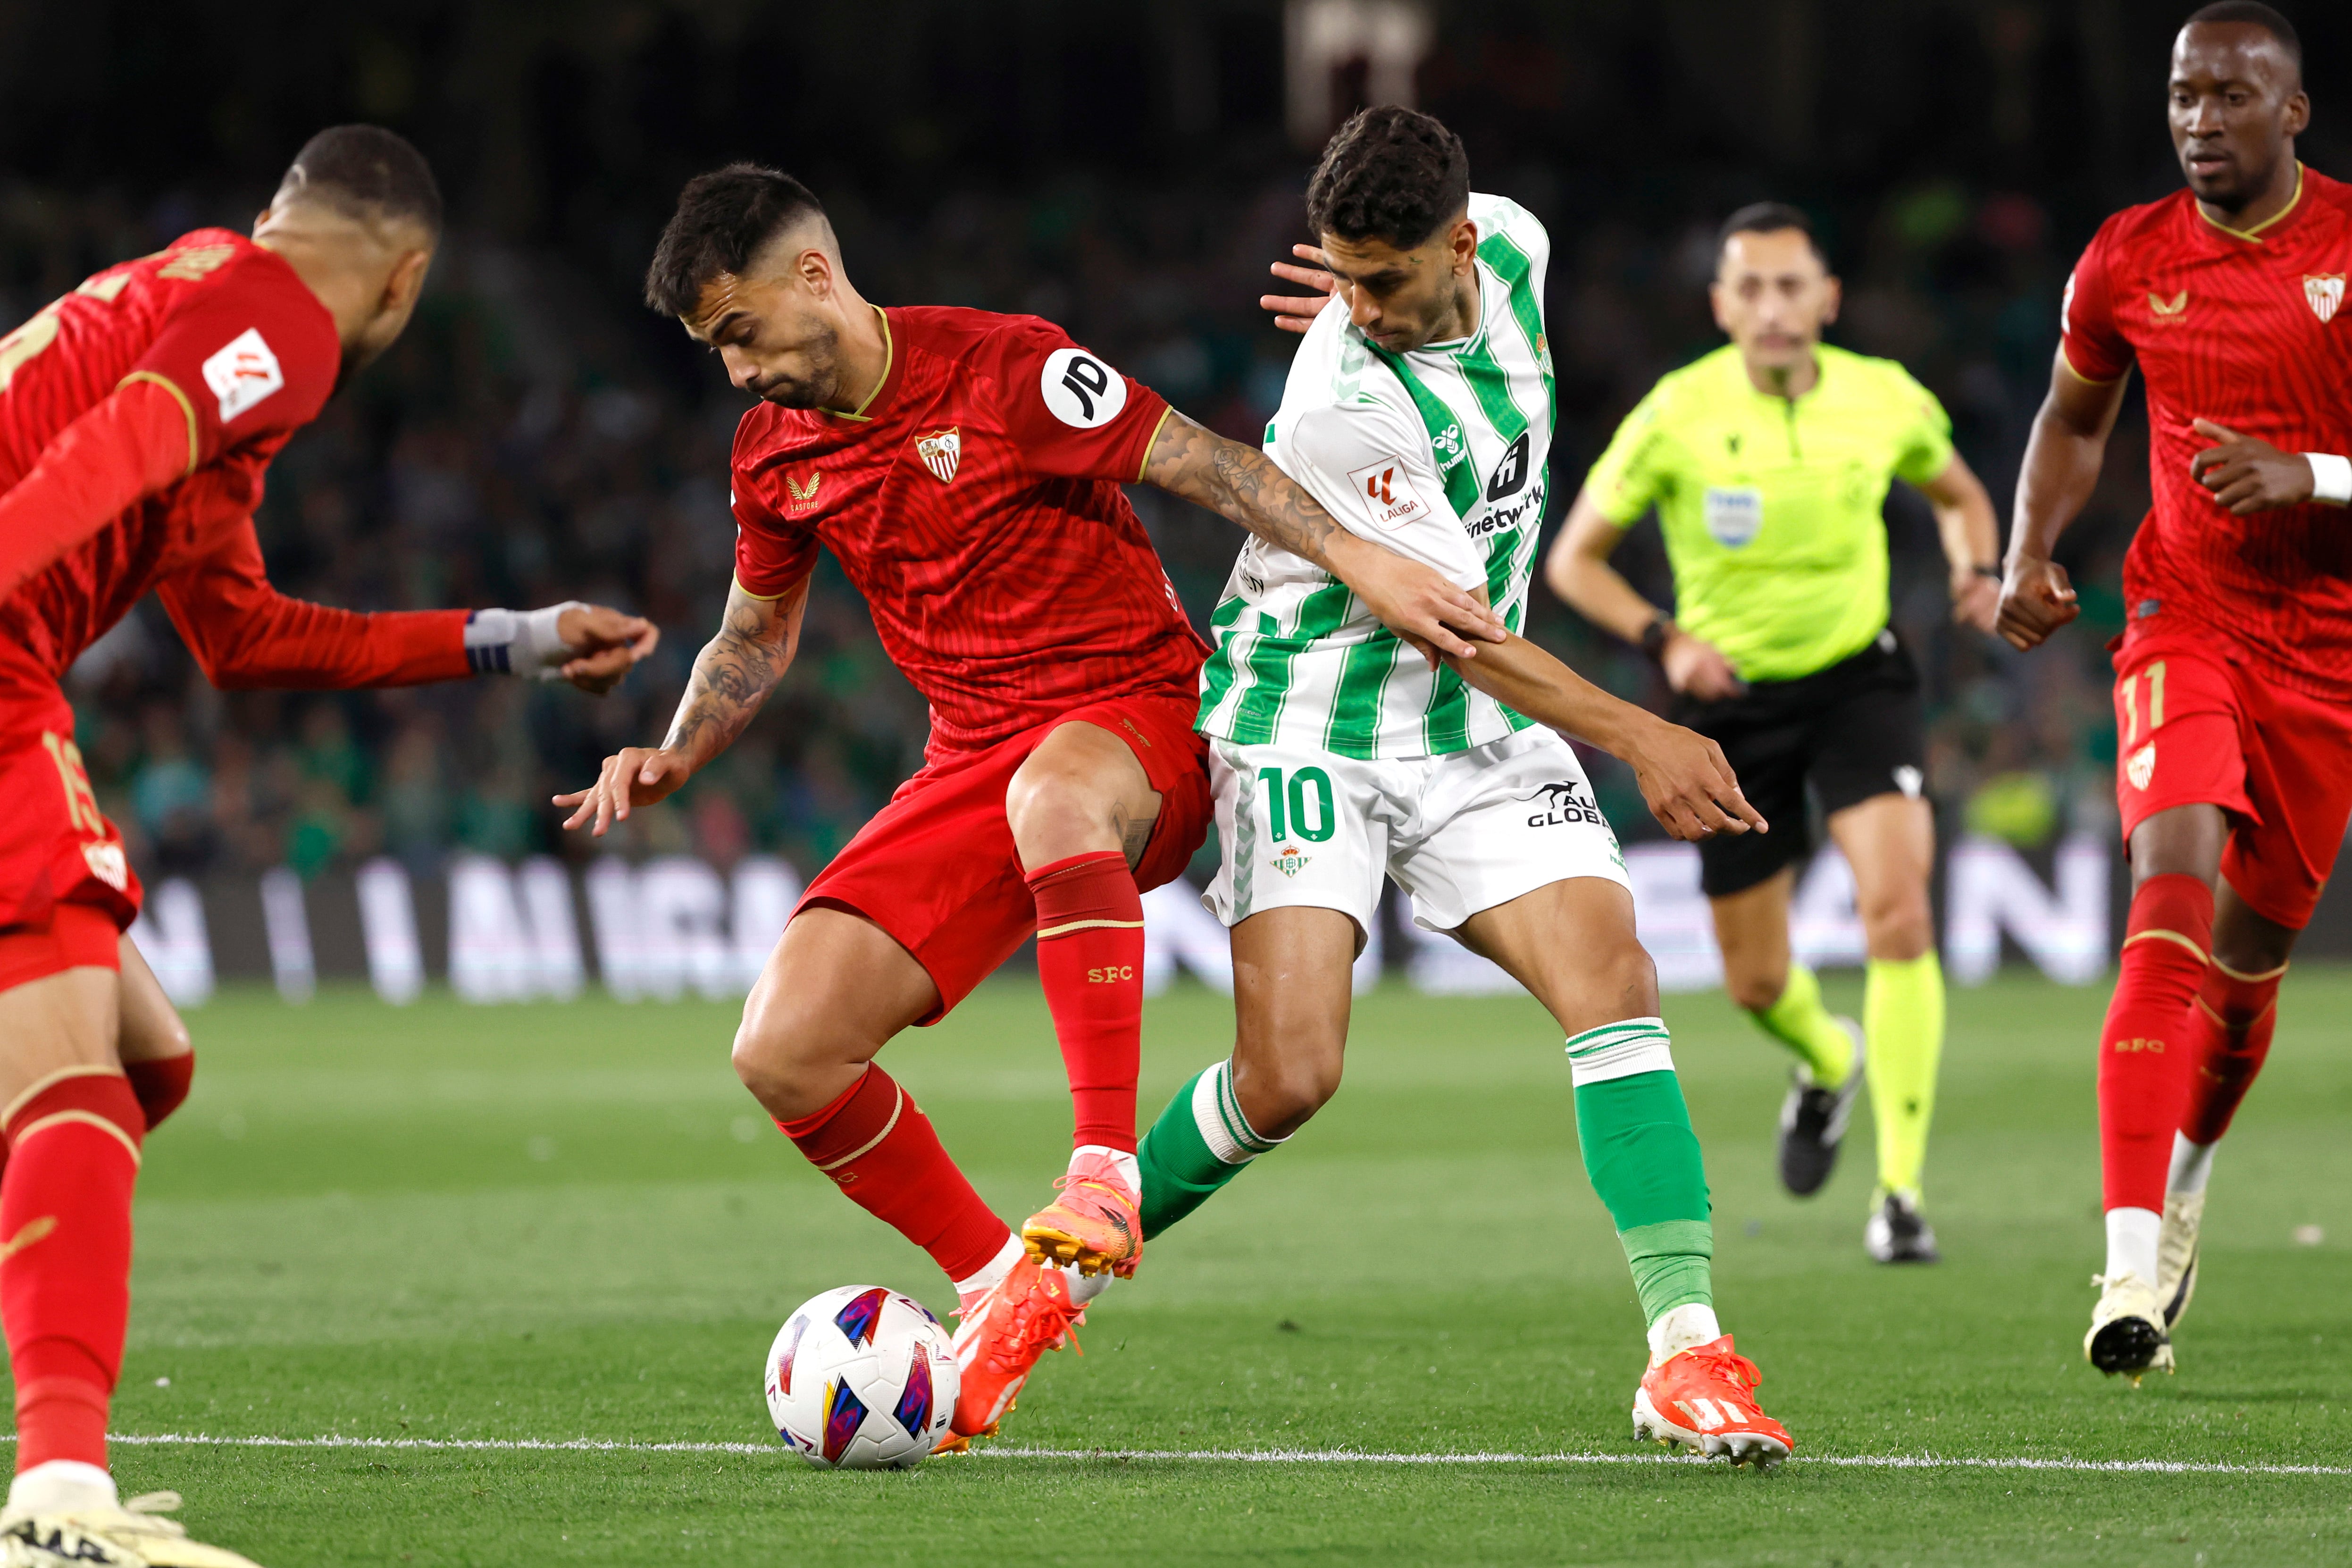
left=936, top=1254, right=1084, bottom=1451
left=1630, top=1334, right=1793, bottom=1469
left=1021, top=1149, right=1144, bottom=1277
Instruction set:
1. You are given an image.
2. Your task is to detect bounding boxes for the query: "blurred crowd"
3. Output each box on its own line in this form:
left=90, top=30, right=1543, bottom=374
left=10, top=3, right=2305, bottom=889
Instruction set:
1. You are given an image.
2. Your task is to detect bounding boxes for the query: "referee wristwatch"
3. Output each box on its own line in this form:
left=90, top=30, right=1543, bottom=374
left=1639, top=614, right=1676, bottom=663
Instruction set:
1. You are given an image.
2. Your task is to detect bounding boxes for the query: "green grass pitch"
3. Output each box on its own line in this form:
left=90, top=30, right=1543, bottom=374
left=74, top=968, right=2352, bottom=1565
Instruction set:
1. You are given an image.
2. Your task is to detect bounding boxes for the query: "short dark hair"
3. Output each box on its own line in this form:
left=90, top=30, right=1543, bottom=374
left=1305, top=107, right=1471, bottom=250
left=281, top=126, right=442, bottom=237
left=644, top=163, right=829, bottom=317
left=1716, top=202, right=1828, bottom=266
left=2184, top=1, right=2302, bottom=71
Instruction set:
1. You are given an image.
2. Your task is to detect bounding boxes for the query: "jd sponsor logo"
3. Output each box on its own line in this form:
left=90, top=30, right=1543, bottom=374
left=1269, top=843, right=1312, bottom=878
left=1525, top=780, right=1607, bottom=828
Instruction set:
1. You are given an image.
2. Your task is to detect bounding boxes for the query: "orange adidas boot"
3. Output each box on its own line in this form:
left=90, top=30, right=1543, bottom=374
left=1631, top=1334, right=1793, bottom=1469
left=1021, top=1149, right=1143, bottom=1278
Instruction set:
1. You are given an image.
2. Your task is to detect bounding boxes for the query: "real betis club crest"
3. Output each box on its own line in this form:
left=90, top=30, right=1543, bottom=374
left=2306, top=274, right=2345, bottom=324
left=916, top=427, right=961, bottom=483
left=1268, top=843, right=1311, bottom=878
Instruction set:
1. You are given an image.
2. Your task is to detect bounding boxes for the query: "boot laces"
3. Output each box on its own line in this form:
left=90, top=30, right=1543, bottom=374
left=987, top=1280, right=1084, bottom=1373
left=1682, top=1344, right=1763, bottom=1399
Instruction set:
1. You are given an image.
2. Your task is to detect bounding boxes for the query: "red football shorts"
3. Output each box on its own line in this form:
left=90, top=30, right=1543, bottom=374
left=798, top=693, right=1212, bottom=1023
left=0, top=683, right=139, bottom=994
left=2111, top=633, right=2352, bottom=930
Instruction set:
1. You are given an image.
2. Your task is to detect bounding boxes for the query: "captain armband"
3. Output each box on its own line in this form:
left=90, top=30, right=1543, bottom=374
left=464, top=601, right=585, bottom=679
left=2305, top=453, right=2352, bottom=507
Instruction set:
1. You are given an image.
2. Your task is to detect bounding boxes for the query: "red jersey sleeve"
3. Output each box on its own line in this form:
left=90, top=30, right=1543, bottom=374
left=126, top=251, right=340, bottom=473
left=729, top=423, right=820, bottom=600
left=986, top=316, right=1172, bottom=483
left=153, top=466, right=469, bottom=689
left=2059, top=221, right=2132, bottom=385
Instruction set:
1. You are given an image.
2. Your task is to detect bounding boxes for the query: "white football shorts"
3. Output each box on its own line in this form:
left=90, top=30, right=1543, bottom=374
left=1202, top=727, right=1630, bottom=939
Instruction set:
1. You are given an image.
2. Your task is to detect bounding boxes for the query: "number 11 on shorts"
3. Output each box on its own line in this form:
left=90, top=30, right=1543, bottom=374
left=1256, top=765, right=1336, bottom=843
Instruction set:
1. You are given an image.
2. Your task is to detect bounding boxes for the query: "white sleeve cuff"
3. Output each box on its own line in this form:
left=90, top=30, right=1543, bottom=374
left=463, top=601, right=585, bottom=679
left=2306, top=453, right=2352, bottom=506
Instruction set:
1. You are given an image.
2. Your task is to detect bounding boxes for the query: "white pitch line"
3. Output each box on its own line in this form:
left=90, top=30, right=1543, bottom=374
left=46, top=1434, right=2352, bottom=1477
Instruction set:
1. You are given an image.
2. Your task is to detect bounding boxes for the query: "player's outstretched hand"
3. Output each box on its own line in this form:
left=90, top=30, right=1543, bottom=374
left=1336, top=540, right=1508, bottom=667
left=1660, top=629, right=1746, bottom=701
left=553, top=746, right=692, bottom=837
left=1623, top=717, right=1767, bottom=842
left=1260, top=245, right=1344, bottom=335
left=1995, top=555, right=2079, bottom=651
left=556, top=605, right=661, bottom=695
left=2190, top=419, right=2317, bottom=516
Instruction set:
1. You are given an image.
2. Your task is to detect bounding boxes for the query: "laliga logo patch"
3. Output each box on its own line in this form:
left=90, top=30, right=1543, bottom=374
left=1268, top=843, right=1311, bottom=878
left=201, top=327, right=284, bottom=423
left=2306, top=274, right=2345, bottom=324
left=915, top=427, right=961, bottom=483
left=1347, top=457, right=1427, bottom=530
left=1040, top=348, right=1126, bottom=428
left=2126, top=740, right=2156, bottom=791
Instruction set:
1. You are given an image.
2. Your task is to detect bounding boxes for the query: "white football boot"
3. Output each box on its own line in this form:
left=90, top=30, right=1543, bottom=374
left=2084, top=1271, right=2173, bottom=1384
left=2156, top=1189, right=2204, bottom=1331
left=0, top=1468, right=262, bottom=1568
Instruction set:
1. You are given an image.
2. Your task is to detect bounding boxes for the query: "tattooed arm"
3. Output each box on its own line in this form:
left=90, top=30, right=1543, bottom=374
left=1140, top=409, right=1505, bottom=663
left=554, top=574, right=809, bottom=837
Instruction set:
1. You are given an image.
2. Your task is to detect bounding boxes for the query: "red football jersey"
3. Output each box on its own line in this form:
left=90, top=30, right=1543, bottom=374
left=731, top=306, right=1211, bottom=759
left=2061, top=165, right=2352, bottom=699
left=0, top=228, right=467, bottom=705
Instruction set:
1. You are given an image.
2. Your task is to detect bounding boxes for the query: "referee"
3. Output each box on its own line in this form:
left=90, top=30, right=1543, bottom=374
left=1545, top=203, right=2000, bottom=1263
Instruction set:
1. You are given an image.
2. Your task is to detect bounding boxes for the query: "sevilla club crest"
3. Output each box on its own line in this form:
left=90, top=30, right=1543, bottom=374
left=2305, top=274, right=2345, bottom=324
left=915, top=427, right=961, bottom=483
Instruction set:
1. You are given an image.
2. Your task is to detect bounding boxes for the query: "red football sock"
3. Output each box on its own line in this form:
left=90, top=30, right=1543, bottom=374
left=2098, top=874, right=2213, bottom=1214
left=1027, top=852, right=1145, bottom=1153
left=2177, top=959, right=2284, bottom=1146
left=777, top=1065, right=1010, bottom=1283
left=1, top=1069, right=145, bottom=1474
left=124, top=1053, right=194, bottom=1132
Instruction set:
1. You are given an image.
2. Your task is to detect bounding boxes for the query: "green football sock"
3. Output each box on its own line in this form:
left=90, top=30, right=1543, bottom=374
left=1865, top=953, right=1945, bottom=1201
left=1566, top=1018, right=1715, bottom=1323
left=1746, top=962, right=1856, bottom=1088
left=1136, top=1059, right=1284, bottom=1238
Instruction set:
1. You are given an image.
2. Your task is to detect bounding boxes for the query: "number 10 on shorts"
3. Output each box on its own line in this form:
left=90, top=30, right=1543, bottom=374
left=1257, top=766, right=1336, bottom=843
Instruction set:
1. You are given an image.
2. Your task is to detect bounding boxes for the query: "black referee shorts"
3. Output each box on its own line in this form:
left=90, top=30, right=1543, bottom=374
left=1668, top=627, right=1927, bottom=898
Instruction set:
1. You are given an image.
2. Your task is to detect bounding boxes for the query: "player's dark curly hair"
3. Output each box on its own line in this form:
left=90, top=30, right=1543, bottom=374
left=1716, top=202, right=1828, bottom=266
left=2184, top=2, right=2301, bottom=73
left=281, top=126, right=442, bottom=237
left=644, top=163, right=829, bottom=318
left=1305, top=107, right=1471, bottom=250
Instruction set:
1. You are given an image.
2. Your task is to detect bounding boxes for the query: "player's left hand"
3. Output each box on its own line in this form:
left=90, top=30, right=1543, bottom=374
left=1261, top=245, right=1345, bottom=335
left=555, top=604, right=661, bottom=695
left=2190, top=419, right=2316, bottom=516
left=1948, top=569, right=2001, bottom=633
left=1623, top=716, right=1768, bottom=842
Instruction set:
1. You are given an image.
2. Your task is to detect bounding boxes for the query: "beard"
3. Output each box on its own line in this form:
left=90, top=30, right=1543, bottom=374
left=755, top=319, right=843, bottom=409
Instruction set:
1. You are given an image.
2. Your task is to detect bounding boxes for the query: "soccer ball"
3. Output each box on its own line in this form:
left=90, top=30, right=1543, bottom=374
left=764, top=1284, right=959, bottom=1469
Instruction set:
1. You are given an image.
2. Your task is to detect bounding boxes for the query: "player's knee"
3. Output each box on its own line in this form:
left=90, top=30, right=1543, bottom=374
left=1858, top=889, right=1933, bottom=961
left=730, top=1002, right=852, bottom=1119
left=1230, top=1032, right=1344, bottom=1139
left=1597, top=938, right=1660, bottom=1019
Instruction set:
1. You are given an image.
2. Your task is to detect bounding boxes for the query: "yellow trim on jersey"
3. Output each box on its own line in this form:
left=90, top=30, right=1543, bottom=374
left=731, top=572, right=787, bottom=603
left=2198, top=163, right=2303, bottom=245
left=2056, top=346, right=2126, bottom=387
left=1136, top=404, right=1175, bottom=483
left=116, top=370, right=200, bottom=476
left=824, top=305, right=895, bottom=423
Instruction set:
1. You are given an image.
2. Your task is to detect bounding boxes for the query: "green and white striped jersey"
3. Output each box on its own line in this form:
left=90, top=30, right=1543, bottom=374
left=1196, top=193, right=1556, bottom=760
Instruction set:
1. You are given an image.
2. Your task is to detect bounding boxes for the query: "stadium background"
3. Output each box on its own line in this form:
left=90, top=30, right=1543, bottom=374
left=7, top=0, right=2350, bottom=985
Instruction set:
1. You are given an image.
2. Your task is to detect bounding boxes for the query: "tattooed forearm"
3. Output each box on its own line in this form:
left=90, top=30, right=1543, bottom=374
left=1142, top=410, right=1343, bottom=567
left=659, top=580, right=803, bottom=766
